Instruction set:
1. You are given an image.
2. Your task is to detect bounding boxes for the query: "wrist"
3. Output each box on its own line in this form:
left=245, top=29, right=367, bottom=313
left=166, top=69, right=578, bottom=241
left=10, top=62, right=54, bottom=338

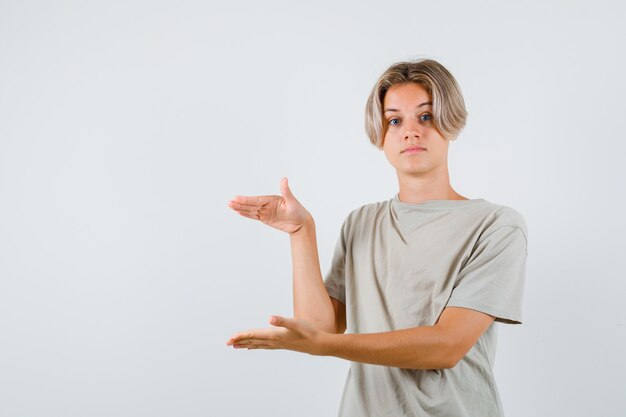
left=290, top=213, right=315, bottom=237
left=317, top=331, right=340, bottom=357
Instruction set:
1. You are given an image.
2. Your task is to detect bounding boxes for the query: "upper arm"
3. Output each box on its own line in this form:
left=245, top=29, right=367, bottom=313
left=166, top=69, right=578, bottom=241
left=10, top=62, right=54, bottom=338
left=435, top=306, right=496, bottom=367
left=330, top=296, right=346, bottom=334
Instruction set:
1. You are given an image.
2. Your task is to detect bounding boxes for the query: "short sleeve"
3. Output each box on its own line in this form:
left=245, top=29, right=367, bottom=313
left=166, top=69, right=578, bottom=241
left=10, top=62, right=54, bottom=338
left=446, top=225, right=528, bottom=324
left=323, top=218, right=349, bottom=305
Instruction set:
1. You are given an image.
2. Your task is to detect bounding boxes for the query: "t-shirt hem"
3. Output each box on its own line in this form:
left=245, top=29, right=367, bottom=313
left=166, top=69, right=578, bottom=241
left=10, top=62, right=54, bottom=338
left=445, top=300, right=522, bottom=325
left=325, top=285, right=345, bottom=305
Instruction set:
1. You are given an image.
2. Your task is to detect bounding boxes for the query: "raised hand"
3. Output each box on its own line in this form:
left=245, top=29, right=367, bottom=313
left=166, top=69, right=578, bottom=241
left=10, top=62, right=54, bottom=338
left=227, top=177, right=312, bottom=234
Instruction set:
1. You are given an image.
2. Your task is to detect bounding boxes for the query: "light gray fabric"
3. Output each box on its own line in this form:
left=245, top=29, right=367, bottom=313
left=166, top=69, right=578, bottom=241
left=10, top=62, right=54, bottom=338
left=323, top=193, right=528, bottom=417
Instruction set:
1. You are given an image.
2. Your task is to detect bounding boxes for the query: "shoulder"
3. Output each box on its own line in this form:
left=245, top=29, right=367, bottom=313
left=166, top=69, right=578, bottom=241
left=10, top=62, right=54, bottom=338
left=474, top=200, right=528, bottom=246
left=335, top=199, right=390, bottom=238
left=479, top=201, right=527, bottom=228
left=344, top=199, right=390, bottom=224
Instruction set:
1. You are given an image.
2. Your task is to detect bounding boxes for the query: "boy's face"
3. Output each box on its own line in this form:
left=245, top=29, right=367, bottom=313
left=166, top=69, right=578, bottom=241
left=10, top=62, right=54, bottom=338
left=381, top=82, right=450, bottom=178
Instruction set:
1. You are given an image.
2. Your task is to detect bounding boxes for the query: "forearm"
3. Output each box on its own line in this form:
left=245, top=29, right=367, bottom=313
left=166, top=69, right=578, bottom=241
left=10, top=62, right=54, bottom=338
left=322, top=326, right=457, bottom=370
left=290, top=216, right=336, bottom=333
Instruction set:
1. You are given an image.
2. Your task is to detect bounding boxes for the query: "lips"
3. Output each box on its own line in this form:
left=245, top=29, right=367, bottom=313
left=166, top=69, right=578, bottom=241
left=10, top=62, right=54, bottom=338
left=402, top=146, right=427, bottom=153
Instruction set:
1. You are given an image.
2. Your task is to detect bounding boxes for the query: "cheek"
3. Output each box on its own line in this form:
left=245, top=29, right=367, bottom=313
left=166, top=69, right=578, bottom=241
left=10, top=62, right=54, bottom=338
left=431, top=143, right=449, bottom=159
left=382, top=130, right=397, bottom=148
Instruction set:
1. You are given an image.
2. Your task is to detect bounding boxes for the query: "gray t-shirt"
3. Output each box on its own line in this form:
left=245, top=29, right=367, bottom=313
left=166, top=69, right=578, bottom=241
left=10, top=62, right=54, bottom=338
left=323, top=193, right=528, bottom=417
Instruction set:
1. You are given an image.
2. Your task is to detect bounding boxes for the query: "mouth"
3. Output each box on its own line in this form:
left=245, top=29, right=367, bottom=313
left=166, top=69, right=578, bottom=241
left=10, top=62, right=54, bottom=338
left=402, top=146, right=427, bottom=153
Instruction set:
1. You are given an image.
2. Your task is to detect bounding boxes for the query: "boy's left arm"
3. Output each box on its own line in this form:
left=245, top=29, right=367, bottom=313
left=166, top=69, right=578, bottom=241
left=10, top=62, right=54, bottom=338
left=226, top=306, right=495, bottom=370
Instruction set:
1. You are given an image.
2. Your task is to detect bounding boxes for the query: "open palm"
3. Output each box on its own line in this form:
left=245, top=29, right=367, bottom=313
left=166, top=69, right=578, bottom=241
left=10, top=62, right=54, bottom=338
left=228, top=177, right=311, bottom=234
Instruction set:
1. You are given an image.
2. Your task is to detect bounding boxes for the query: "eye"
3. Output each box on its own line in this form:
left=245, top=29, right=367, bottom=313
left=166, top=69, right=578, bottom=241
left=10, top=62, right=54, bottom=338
left=388, top=118, right=400, bottom=126
left=420, top=113, right=432, bottom=122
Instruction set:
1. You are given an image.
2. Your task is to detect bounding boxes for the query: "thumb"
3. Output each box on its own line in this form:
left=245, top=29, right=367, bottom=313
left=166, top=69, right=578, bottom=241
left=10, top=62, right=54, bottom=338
left=269, top=315, right=296, bottom=329
left=280, top=177, right=297, bottom=202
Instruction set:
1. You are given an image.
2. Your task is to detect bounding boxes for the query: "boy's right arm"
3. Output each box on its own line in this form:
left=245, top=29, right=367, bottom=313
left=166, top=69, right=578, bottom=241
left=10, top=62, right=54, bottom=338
left=227, top=177, right=345, bottom=334
left=290, top=215, right=345, bottom=334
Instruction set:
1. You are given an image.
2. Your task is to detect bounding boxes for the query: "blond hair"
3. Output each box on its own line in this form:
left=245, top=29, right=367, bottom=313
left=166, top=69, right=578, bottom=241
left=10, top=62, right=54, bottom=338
left=365, top=59, right=468, bottom=148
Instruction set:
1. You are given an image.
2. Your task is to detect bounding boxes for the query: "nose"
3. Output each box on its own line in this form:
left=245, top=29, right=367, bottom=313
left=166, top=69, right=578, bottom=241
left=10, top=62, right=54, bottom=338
left=404, top=130, right=420, bottom=140
left=403, top=123, right=422, bottom=140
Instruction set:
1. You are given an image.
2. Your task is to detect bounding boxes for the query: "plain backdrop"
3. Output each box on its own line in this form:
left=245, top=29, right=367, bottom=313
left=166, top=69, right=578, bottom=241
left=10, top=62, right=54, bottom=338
left=1, top=1, right=625, bottom=416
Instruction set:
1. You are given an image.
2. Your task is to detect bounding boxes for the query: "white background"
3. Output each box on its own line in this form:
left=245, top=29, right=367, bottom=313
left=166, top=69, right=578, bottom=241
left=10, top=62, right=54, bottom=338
left=1, top=1, right=625, bottom=416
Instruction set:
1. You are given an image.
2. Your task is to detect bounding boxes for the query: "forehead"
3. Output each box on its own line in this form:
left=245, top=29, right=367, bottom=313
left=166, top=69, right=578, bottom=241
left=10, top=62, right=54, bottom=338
left=383, top=82, right=431, bottom=107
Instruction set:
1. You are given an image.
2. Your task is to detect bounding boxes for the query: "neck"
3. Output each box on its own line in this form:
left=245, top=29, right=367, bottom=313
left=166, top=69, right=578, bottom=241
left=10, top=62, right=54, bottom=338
left=396, top=165, right=466, bottom=204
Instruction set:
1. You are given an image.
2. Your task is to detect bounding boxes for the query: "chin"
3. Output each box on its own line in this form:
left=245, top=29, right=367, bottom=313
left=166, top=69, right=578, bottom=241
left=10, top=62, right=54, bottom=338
left=394, top=169, right=427, bottom=177
left=402, top=162, right=429, bottom=172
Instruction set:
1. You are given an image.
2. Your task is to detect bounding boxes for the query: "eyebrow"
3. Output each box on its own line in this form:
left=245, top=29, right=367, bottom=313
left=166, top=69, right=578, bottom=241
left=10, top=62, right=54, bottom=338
left=383, top=101, right=432, bottom=113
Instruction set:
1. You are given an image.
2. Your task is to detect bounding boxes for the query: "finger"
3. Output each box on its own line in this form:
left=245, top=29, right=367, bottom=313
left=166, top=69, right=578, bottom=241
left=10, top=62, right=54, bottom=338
left=227, top=202, right=264, bottom=220
left=231, top=339, right=277, bottom=349
left=228, top=200, right=265, bottom=210
left=233, top=336, right=280, bottom=349
left=230, top=206, right=261, bottom=217
left=269, top=315, right=297, bottom=330
left=245, top=344, right=277, bottom=350
left=280, top=177, right=299, bottom=204
left=234, top=212, right=260, bottom=220
left=228, top=328, right=279, bottom=344
left=233, top=338, right=254, bottom=345
left=280, top=177, right=292, bottom=199
left=227, top=331, right=256, bottom=345
left=230, top=195, right=277, bottom=206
